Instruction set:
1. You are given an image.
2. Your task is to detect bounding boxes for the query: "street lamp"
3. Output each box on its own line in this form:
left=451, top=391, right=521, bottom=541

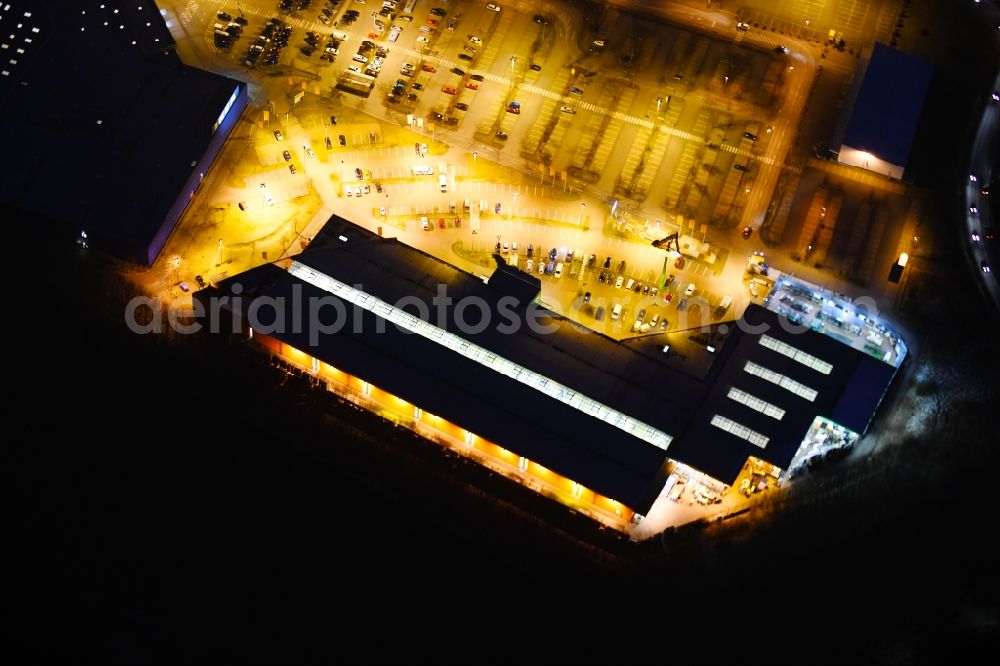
left=511, top=191, right=518, bottom=218
left=473, top=151, right=477, bottom=177
left=656, top=96, right=662, bottom=113
left=579, top=202, right=586, bottom=226
left=510, top=55, right=517, bottom=76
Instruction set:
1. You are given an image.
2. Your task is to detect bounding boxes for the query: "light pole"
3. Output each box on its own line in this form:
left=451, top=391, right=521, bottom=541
left=579, top=202, right=586, bottom=226
left=510, top=55, right=517, bottom=76
left=511, top=191, right=518, bottom=219
left=472, top=150, right=477, bottom=177
left=656, top=96, right=662, bottom=114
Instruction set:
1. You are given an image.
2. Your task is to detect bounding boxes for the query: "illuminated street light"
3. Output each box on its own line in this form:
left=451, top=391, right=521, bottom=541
left=579, top=202, right=586, bottom=225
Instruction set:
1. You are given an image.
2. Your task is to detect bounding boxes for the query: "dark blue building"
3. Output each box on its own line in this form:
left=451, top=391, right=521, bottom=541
left=0, top=1, right=248, bottom=265
left=833, top=43, right=932, bottom=180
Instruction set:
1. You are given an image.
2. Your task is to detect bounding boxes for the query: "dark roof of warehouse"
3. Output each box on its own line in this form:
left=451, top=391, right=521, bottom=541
left=665, top=304, right=897, bottom=484
left=200, top=218, right=900, bottom=507
left=842, top=43, right=932, bottom=167
left=0, top=1, right=243, bottom=262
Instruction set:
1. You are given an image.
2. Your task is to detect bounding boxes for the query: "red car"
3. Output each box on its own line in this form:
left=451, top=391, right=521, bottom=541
left=422, top=63, right=436, bottom=72
left=439, top=218, right=446, bottom=228
left=664, top=292, right=672, bottom=303
left=674, top=256, right=685, bottom=269
left=426, top=18, right=439, bottom=27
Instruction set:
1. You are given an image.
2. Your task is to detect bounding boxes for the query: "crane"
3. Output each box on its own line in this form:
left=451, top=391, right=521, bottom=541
left=651, top=232, right=679, bottom=252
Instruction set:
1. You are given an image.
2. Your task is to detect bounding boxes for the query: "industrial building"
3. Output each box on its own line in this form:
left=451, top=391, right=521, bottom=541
left=0, top=1, right=248, bottom=264
left=196, top=217, right=906, bottom=530
left=832, top=42, right=932, bottom=180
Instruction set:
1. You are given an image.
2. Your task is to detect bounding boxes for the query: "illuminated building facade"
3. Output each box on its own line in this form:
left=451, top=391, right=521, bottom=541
left=197, top=218, right=905, bottom=532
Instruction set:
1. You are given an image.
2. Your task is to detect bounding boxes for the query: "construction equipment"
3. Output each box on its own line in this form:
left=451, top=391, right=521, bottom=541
left=651, top=232, right=680, bottom=252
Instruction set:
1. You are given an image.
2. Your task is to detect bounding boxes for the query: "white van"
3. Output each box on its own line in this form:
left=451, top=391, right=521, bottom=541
left=525, top=259, right=534, bottom=272
left=611, top=303, right=623, bottom=320
left=554, top=262, right=563, bottom=278
left=421, top=216, right=429, bottom=230
left=439, top=174, right=448, bottom=192
left=717, top=295, right=733, bottom=313
left=625, top=278, right=635, bottom=290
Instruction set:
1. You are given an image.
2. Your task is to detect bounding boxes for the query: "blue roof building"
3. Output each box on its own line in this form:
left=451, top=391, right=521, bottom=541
left=834, top=43, right=932, bottom=180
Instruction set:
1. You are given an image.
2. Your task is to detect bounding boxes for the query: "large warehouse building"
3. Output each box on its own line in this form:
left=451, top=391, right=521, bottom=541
left=196, top=218, right=906, bottom=530
left=832, top=43, right=932, bottom=181
left=0, top=1, right=247, bottom=265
